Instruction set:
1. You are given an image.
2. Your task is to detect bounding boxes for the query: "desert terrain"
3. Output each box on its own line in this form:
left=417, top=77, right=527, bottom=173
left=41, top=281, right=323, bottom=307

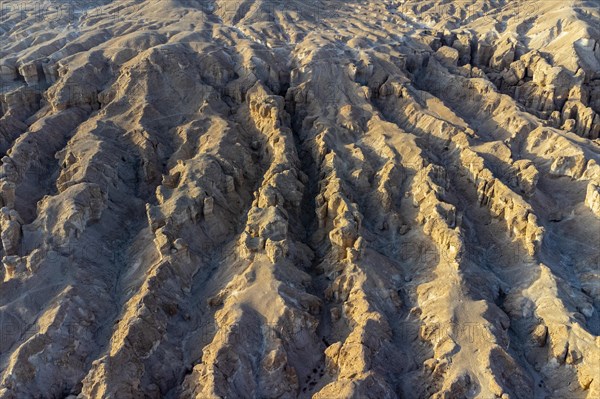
left=0, top=0, right=599, bottom=398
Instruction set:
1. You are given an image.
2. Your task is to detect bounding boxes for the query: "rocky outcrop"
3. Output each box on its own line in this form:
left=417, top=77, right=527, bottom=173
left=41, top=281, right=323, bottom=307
left=586, top=182, right=600, bottom=217
left=0, top=207, right=22, bottom=257
left=458, top=146, right=544, bottom=256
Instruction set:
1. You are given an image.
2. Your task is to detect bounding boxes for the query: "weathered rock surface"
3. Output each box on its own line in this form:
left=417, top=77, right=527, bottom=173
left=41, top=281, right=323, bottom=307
left=0, top=1, right=599, bottom=398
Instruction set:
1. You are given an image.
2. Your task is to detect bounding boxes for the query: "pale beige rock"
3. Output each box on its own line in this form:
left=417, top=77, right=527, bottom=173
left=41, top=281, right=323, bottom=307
left=435, top=46, right=460, bottom=67
left=0, top=207, right=22, bottom=256
left=585, top=182, right=600, bottom=217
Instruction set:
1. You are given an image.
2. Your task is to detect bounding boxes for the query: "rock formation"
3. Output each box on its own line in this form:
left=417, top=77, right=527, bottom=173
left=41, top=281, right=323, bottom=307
left=0, top=1, right=598, bottom=398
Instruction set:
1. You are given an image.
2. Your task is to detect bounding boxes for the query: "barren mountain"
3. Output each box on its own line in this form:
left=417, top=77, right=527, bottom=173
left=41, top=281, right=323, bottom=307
left=0, top=0, right=599, bottom=398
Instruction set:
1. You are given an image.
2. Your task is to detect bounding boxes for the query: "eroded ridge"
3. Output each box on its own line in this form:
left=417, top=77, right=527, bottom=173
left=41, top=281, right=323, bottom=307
left=0, top=1, right=599, bottom=398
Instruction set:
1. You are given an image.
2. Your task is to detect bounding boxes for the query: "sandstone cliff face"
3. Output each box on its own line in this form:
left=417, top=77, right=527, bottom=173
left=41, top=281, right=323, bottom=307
left=0, top=1, right=599, bottom=398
